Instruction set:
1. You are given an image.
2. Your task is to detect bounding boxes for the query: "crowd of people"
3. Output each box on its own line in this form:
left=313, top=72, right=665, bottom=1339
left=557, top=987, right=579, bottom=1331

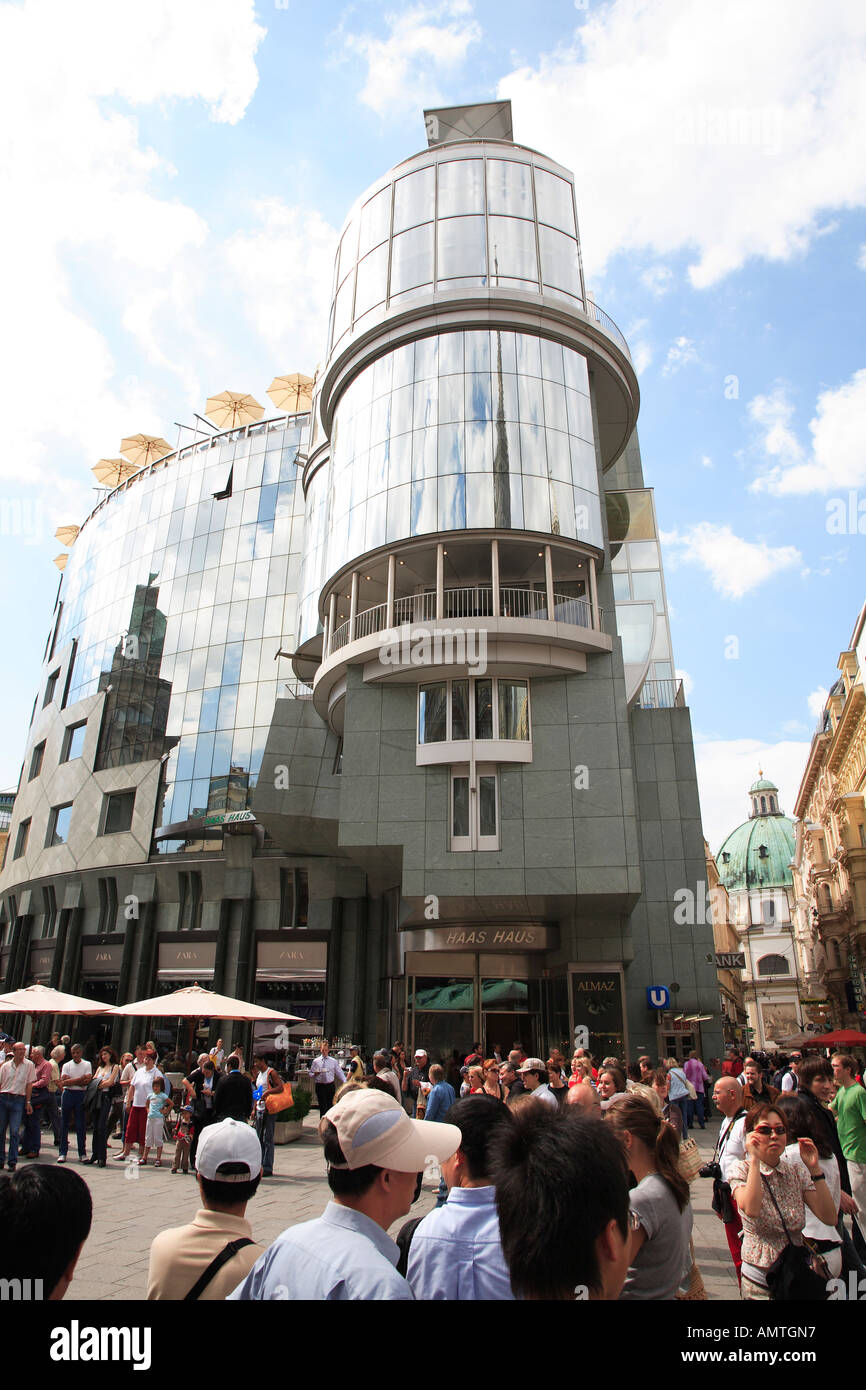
left=1, top=1031, right=865, bottom=1302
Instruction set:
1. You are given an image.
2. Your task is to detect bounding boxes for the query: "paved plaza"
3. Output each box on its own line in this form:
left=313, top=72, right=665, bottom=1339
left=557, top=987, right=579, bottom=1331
left=32, top=1113, right=742, bottom=1302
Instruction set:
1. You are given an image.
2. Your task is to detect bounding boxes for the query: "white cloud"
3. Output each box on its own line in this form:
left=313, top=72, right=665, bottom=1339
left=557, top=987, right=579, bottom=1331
left=0, top=0, right=266, bottom=497
left=676, top=668, right=694, bottom=698
left=694, top=737, right=809, bottom=852
left=807, top=686, right=829, bottom=718
left=661, top=523, right=802, bottom=599
left=624, top=318, right=653, bottom=375
left=662, top=336, right=699, bottom=376
left=498, top=0, right=866, bottom=286
left=858, top=244, right=866, bottom=270
left=341, top=3, right=482, bottom=117
left=700, top=454, right=713, bottom=469
left=640, top=265, right=674, bottom=296
left=750, top=369, right=866, bottom=495
left=223, top=202, right=339, bottom=368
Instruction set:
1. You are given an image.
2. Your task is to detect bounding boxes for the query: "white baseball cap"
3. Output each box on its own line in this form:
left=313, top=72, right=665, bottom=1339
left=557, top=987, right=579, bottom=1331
left=196, top=1118, right=263, bottom=1182
left=323, top=1089, right=459, bottom=1172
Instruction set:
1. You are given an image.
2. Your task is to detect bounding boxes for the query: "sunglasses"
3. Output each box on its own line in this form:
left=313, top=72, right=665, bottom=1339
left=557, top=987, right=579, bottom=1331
left=754, top=1125, right=786, bottom=1137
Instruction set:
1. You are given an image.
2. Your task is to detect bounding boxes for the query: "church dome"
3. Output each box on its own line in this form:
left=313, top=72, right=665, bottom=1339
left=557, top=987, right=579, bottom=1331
left=717, top=772, right=795, bottom=893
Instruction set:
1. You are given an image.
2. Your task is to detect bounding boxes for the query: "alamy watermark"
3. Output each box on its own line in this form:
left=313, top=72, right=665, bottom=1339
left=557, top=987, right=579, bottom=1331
left=378, top=626, right=488, bottom=676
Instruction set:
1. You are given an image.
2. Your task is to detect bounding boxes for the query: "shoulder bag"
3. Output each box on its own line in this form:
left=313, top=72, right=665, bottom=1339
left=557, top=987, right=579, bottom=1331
left=761, top=1175, right=830, bottom=1301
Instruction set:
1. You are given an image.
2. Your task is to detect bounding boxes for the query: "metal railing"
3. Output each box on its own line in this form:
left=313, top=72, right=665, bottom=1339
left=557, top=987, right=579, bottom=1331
left=328, top=584, right=601, bottom=653
left=283, top=682, right=313, bottom=699
left=584, top=301, right=630, bottom=357
left=634, top=679, right=685, bottom=710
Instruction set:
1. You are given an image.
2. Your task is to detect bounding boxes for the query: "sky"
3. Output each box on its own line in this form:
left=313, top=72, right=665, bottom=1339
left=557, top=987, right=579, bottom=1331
left=0, top=0, right=864, bottom=850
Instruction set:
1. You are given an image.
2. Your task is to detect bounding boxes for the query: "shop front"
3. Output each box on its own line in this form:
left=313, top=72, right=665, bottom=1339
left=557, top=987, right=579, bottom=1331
left=79, top=942, right=123, bottom=1052
left=399, top=925, right=571, bottom=1063
left=253, top=936, right=327, bottom=1068
left=152, top=938, right=217, bottom=1060
left=570, top=967, right=628, bottom=1061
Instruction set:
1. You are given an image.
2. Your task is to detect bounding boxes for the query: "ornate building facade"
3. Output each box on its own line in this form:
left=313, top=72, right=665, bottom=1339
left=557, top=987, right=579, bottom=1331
left=791, top=603, right=866, bottom=1030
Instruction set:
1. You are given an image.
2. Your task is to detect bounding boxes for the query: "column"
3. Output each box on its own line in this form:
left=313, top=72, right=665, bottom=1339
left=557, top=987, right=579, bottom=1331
left=349, top=573, right=358, bottom=642
left=386, top=553, right=396, bottom=627
left=588, top=556, right=599, bottom=630
left=544, top=545, right=555, bottom=621
left=436, top=543, right=444, bottom=621
left=327, top=592, right=337, bottom=656
left=491, top=538, right=500, bottom=617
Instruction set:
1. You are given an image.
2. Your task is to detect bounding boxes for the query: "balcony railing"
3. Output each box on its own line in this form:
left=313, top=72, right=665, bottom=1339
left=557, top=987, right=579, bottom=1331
left=634, top=679, right=685, bottom=710
left=329, top=585, right=601, bottom=653
left=585, top=301, right=630, bottom=358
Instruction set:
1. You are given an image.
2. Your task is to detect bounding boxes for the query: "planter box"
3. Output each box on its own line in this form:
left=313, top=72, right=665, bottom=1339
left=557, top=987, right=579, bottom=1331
left=274, top=1120, right=304, bottom=1145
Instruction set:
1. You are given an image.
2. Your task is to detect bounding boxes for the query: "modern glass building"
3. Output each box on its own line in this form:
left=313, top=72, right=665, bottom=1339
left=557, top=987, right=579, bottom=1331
left=0, top=102, right=720, bottom=1064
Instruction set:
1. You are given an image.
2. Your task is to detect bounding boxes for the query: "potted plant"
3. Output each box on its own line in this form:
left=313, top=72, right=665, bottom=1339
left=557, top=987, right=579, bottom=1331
left=273, top=1087, right=313, bottom=1144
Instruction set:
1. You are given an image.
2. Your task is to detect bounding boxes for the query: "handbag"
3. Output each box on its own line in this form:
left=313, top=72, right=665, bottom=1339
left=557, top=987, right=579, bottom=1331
left=761, top=1176, right=830, bottom=1301
left=676, top=1239, right=708, bottom=1301
left=678, top=1137, right=703, bottom=1183
left=265, top=1078, right=293, bottom=1115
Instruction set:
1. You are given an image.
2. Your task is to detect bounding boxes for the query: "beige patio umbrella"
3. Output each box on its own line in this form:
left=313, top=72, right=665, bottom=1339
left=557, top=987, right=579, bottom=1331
left=267, top=373, right=314, bottom=414
left=111, top=982, right=303, bottom=1064
left=204, top=391, right=264, bottom=429
left=53, top=553, right=68, bottom=570
left=119, top=434, right=173, bottom=468
left=0, top=983, right=114, bottom=1041
left=92, top=457, right=140, bottom=488
left=54, top=525, right=80, bottom=546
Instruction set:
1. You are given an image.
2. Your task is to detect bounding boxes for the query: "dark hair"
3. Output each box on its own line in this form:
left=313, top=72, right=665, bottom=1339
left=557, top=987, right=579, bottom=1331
left=745, top=1103, right=787, bottom=1135
left=227, top=1056, right=240, bottom=1072
left=776, top=1095, right=832, bottom=1159
left=832, top=1053, right=856, bottom=1076
left=320, top=1119, right=384, bottom=1197
left=491, top=1107, right=629, bottom=1299
left=606, top=1095, right=689, bottom=1212
left=98, top=1046, right=118, bottom=1064
left=651, top=1068, right=669, bottom=1088
left=599, top=1066, right=627, bottom=1094
left=446, top=1096, right=514, bottom=1181
left=626, top=1063, right=642, bottom=1083
left=151, top=1076, right=164, bottom=1092
left=798, top=1056, right=832, bottom=1090
left=200, top=1164, right=261, bottom=1207
left=0, top=1166, right=92, bottom=1295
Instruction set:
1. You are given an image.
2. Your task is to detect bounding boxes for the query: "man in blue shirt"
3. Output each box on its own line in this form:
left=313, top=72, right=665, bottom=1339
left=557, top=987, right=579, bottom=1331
left=408, top=1096, right=515, bottom=1300
left=424, top=1063, right=456, bottom=1123
left=227, top=1088, right=461, bottom=1301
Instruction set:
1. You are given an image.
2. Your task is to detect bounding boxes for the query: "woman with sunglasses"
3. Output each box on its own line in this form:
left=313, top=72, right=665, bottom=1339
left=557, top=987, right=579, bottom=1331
left=728, top=1103, right=838, bottom=1300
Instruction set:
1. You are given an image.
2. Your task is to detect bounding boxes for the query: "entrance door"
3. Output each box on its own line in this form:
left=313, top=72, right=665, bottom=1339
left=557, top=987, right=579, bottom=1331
left=408, top=975, right=475, bottom=1068
left=482, top=976, right=540, bottom=1059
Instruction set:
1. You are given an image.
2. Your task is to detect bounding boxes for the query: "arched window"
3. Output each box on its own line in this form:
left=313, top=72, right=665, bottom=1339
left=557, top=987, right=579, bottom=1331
left=757, top=953, right=790, bottom=976
left=760, top=796, right=767, bottom=813
left=769, top=796, right=776, bottom=812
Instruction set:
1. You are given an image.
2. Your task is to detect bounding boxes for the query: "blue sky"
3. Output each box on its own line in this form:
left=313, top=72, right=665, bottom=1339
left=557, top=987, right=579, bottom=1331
left=1, top=0, right=864, bottom=848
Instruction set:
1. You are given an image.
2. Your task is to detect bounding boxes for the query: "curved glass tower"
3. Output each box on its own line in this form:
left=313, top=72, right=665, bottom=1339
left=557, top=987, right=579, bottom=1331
left=1, top=102, right=721, bottom=1069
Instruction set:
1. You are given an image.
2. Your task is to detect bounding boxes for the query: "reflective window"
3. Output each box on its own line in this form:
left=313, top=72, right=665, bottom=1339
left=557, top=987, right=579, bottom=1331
left=535, top=169, right=576, bottom=234
left=390, top=222, right=434, bottom=297
left=358, top=188, right=391, bottom=257
left=62, top=722, right=87, bottom=762
left=419, top=683, right=447, bottom=743
left=451, top=680, right=468, bottom=739
left=354, top=242, right=389, bottom=319
left=29, top=742, right=45, bottom=780
left=438, top=159, right=484, bottom=217
left=452, top=775, right=469, bottom=839
left=14, top=818, right=30, bottom=859
left=539, top=225, right=581, bottom=297
left=479, top=776, right=497, bottom=838
left=393, top=166, right=435, bottom=234
left=46, top=803, right=73, bottom=847
left=486, top=160, right=534, bottom=218
left=498, top=680, right=529, bottom=739
left=475, top=679, right=493, bottom=739
left=489, top=216, right=539, bottom=284
left=437, top=216, right=487, bottom=281
left=102, top=789, right=135, bottom=834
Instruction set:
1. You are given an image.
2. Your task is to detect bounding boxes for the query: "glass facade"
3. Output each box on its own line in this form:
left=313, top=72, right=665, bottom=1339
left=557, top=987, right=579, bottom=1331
left=607, top=489, right=675, bottom=688
left=299, top=329, right=600, bottom=642
left=328, top=147, right=583, bottom=355
left=48, top=417, right=309, bottom=835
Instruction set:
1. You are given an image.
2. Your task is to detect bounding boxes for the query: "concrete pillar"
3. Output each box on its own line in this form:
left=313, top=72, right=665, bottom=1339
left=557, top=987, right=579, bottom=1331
left=588, top=555, right=599, bottom=630
left=491, top=538, right=500, bottom=617
left=349, top=573, right=358, bottom=642
left=436, top=543, right=444, bottom=620
left=386, top=553, right=396, bottom=627
left=544, top=545, right=555, bottom=621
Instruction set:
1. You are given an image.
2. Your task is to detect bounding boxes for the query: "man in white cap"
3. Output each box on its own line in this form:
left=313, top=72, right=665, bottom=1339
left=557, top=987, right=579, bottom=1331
left=517, top=1058, right=559, bottom=1108
left=146, top=1118, right=264, bottom=1300
left=228, top=1088, right=461, bottom=1300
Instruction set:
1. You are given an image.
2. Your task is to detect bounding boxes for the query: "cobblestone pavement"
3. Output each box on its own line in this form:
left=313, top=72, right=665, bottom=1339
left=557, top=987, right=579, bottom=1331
left=35, top=1112, right=740, bottom=1302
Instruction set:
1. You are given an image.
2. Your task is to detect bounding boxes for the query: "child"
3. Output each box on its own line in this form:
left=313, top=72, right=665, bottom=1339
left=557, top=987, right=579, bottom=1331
left=171, top=1103, right=194, bottom=1174
left=140, top=1077, right=173, bottom=1167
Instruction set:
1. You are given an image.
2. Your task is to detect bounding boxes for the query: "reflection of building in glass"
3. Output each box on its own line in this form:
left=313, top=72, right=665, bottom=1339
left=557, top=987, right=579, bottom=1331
left=0, top=102, right=719, bottom=1066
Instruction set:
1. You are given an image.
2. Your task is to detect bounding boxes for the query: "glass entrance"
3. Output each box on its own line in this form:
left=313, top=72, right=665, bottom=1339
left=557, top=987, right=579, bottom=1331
left=408, top=975, right=474, bottom=1068
left=405, top=953, right=544, bottom=1064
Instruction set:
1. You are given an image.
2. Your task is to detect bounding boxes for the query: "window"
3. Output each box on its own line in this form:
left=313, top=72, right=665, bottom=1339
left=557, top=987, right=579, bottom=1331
left=61, top=722, right=87, bottom=762
left=332, top=739, right=343, bottom=775
left=101, top=790, right=135, bottom=835
left=760, top=796, right=766, bottom=813
left=13, top=819, right=30, bottom=859
left=43, top=670, right=59, bottom=708
left=178, top=870, right=203, bottom=930
left=97, top=877, right=118, bottom=933
left=29, top=742, right=46, bottom=780
left=859, top=823, right=866, bottom=849
left=757, top=953, right=790, bottom=977
left=721, top=852, right=730, bottom=864
left=451, top=765, right=498, bottom=850
left=757, top=844, right=769, bottom=859
left=45, top=804, right=73, bottom=847
left=761, top=898, right=776, bottom=924
left=419, top=678, right=531, bottom=744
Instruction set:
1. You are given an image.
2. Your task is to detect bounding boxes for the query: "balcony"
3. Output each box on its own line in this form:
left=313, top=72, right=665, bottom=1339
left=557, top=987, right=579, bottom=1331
left=634, top=679, right=685, bottom=711
left=330, top=585, right=596, bottom=653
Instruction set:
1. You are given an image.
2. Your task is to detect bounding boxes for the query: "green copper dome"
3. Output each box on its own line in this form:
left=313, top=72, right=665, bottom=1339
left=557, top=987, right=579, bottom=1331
left=717, top=772, right=795, bottom=892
